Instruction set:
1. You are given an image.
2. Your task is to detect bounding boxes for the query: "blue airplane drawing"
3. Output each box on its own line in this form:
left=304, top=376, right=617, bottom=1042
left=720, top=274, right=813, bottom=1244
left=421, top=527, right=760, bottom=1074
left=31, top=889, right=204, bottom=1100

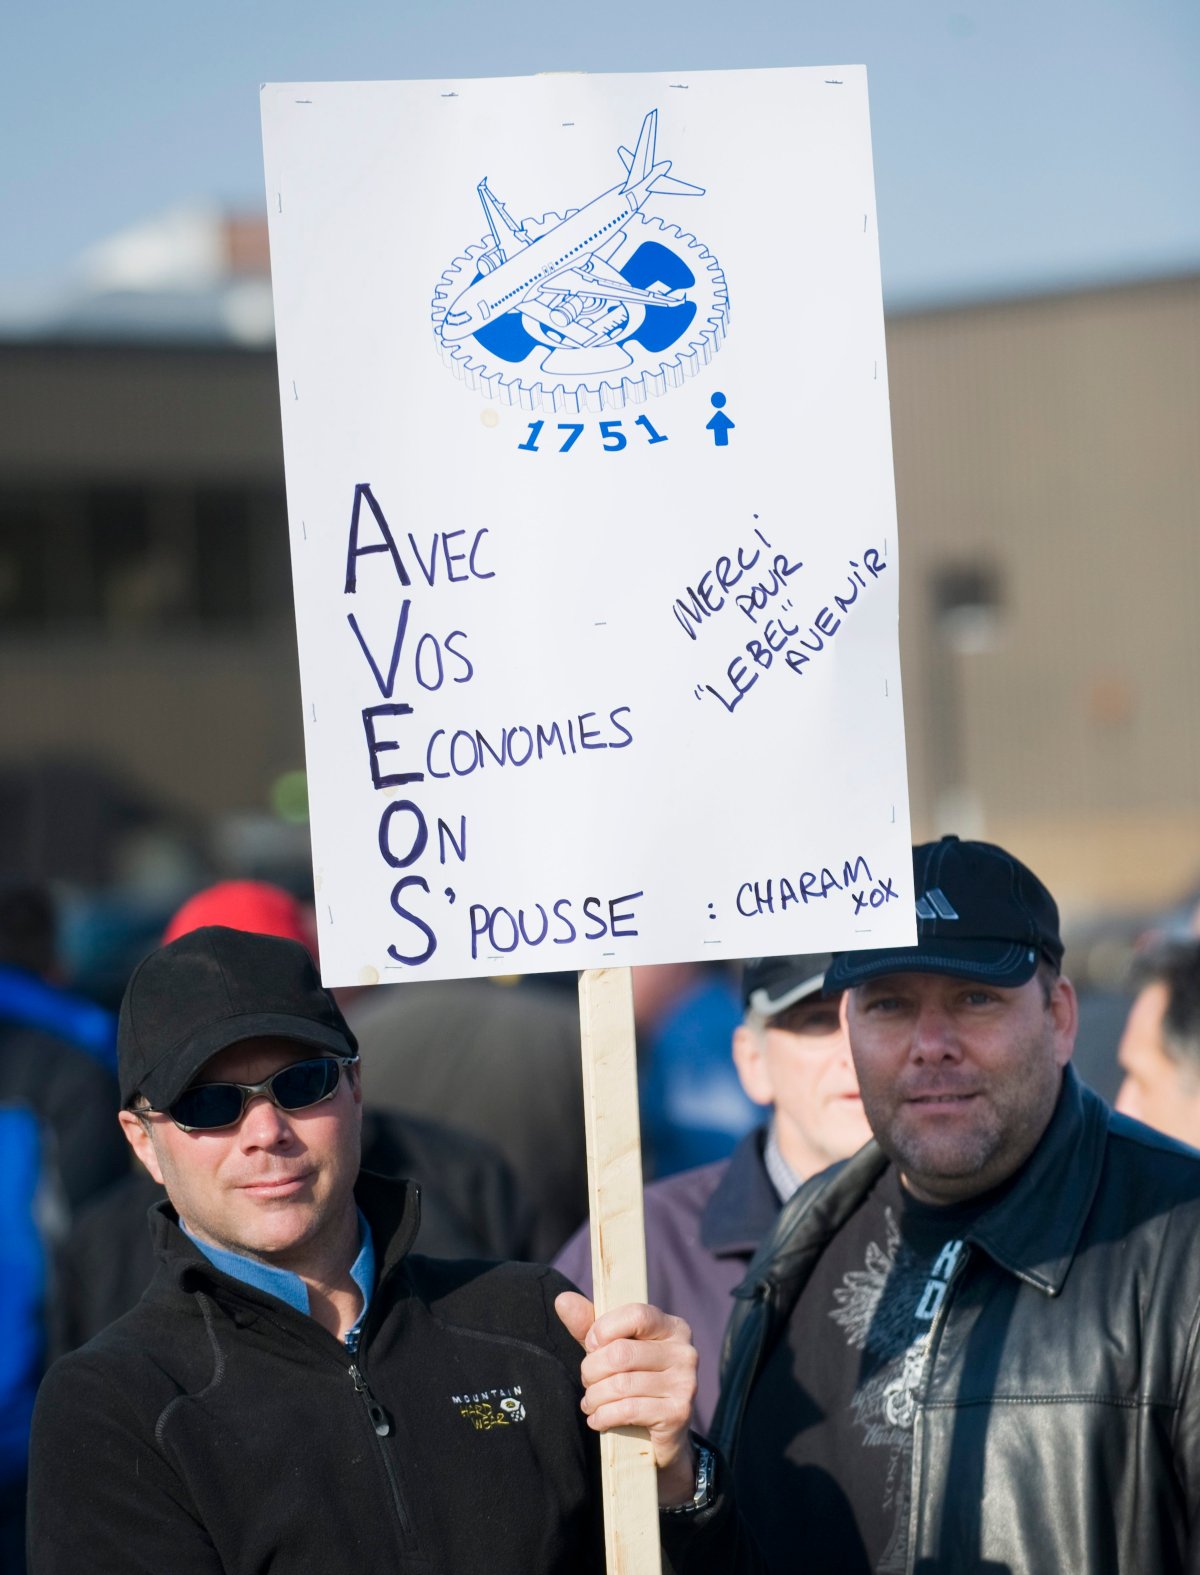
left=439, top=109, right=705, bottom=350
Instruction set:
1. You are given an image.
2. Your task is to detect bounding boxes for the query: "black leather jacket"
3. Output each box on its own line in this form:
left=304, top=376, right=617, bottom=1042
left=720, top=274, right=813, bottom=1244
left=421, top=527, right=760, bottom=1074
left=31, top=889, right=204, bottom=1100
left=713, top=1067, right=1200, bottom=1574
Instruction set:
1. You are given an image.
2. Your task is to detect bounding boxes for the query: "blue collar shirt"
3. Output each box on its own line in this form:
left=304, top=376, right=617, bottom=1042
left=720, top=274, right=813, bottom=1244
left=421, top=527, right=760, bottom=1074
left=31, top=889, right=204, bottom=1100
left=183, top=1208, right=376, bottom=1351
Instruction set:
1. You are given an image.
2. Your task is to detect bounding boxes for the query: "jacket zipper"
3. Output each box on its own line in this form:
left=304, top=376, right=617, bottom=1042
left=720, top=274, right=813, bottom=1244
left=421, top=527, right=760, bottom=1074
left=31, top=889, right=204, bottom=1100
left=905, top=1244, right=969, bottom=1575
left=349, top=1360, right=413, bottom=1541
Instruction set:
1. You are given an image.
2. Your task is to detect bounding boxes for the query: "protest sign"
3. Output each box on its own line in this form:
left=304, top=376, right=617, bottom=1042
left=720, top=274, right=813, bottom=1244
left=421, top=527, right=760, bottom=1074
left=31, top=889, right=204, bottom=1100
left=261, top=66, right=915, bottom=989
left=264, top=65, right=914, bottom=1572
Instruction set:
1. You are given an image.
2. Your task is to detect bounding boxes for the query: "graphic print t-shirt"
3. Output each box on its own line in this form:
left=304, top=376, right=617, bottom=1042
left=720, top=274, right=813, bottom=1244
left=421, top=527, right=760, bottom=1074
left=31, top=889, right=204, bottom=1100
left=737, top=1166, right=997, bottom=1575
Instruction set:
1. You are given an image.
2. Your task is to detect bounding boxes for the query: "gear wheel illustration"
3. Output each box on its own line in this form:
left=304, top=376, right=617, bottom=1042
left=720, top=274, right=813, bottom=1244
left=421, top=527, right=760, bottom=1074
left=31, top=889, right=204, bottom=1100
left=431, top=212, right=729, bottom=415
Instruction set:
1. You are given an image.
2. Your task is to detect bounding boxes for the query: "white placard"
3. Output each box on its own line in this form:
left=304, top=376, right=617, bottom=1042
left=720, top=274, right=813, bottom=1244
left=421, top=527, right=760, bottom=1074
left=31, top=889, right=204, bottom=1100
left=261, top=66, right=916, bottom=987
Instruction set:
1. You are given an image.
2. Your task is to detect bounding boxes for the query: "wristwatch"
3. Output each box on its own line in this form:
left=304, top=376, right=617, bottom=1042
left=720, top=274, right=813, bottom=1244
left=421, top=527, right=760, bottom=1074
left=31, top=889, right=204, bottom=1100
left=662, top=1440, right=716, bottom=1515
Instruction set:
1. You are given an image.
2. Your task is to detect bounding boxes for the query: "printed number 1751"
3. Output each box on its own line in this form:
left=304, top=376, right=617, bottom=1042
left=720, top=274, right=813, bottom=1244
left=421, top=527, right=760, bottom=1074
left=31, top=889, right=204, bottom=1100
left=518, top=416, right=668, bottom=453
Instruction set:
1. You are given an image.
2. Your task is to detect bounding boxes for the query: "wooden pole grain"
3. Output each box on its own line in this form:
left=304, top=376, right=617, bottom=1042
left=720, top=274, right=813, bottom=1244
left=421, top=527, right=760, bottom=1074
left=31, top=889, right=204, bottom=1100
left=577, top=966, right=662, bottom=1575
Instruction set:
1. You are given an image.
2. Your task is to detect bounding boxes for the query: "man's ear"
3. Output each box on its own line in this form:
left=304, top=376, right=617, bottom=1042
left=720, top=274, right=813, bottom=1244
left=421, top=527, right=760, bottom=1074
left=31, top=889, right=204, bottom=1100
left=1049, top=975, right=1079, bottom=1068
left=118, top=1109, right=166, bottom=1185
left=732, top=1024, right=774, bottom=1107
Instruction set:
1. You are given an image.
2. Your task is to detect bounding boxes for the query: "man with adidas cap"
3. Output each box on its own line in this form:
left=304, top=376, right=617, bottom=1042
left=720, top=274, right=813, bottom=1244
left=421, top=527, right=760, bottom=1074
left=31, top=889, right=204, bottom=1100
left=556, top=953, right=872, bottom=1433
left=713, top=835, right=1200, bottom=1575
left=27, top=926, right=763, bottom=1574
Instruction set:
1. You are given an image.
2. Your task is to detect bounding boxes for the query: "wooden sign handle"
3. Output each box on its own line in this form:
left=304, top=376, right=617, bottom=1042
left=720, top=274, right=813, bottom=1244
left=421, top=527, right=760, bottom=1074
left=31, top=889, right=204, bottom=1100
left=577, top=966, right=662, bottom=1575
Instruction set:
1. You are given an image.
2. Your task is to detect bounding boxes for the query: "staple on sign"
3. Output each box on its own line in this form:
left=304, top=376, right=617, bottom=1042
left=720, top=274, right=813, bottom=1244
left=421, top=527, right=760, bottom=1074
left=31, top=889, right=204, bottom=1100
left=327, top=906, right=334, bottom=925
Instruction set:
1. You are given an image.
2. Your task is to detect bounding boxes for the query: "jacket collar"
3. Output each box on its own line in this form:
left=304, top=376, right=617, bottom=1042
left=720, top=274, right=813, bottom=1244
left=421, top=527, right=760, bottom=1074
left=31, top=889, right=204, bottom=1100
left=700, top=1126, right=789, bottom=1257
left=965, top=1064, right=1108, bottom=1295
left=355, top=1169, right=423, bottom=1279
left=744, top=1063, right=1107, bottom=1301
left=743, top=1140, right=888, bottom=1300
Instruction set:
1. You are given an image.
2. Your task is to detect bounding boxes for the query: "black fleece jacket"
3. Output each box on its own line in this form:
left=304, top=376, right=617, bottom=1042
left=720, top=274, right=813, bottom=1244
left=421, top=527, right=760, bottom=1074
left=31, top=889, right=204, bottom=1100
left=28, top=1171, right=758, bottom=1575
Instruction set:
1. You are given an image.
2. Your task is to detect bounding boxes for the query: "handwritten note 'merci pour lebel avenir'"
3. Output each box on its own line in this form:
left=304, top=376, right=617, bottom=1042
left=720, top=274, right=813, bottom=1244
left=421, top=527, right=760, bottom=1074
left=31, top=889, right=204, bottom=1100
left=261, top=66, right=916, bottom=986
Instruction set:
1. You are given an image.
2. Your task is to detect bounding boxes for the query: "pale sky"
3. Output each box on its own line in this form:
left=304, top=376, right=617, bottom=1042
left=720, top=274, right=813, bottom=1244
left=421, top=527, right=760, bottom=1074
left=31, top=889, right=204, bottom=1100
left=2, top=0, right=1197, bottom=311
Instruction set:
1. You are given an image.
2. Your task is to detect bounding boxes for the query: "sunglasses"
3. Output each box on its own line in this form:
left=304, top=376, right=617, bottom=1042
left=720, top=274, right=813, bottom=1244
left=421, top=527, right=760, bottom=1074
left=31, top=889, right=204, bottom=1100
left=148, top=1054, right=359, bottom=1132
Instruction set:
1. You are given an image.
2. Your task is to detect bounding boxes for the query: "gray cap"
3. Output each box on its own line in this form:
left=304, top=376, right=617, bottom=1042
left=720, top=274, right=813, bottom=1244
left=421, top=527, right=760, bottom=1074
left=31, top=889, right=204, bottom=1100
left=741, top=953, right=834, bottom=1016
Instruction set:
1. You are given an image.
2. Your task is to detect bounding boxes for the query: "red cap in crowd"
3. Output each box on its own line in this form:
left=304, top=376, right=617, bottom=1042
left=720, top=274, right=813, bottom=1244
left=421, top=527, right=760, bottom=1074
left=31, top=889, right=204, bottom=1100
left=162, top=880, right=317, bottom=959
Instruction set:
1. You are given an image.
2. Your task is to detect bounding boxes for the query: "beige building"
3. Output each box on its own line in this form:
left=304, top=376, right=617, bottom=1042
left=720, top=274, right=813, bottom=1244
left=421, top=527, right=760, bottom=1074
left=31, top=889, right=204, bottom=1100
left=889, top=273, right=1200, bottom=914
left=0, top=256, right=1196, bottom=918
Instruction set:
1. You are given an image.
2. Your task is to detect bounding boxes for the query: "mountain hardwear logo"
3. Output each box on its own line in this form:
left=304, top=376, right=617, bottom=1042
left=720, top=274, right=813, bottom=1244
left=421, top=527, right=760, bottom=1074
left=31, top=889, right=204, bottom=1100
left=451, top=1386, right=527, bottom=1430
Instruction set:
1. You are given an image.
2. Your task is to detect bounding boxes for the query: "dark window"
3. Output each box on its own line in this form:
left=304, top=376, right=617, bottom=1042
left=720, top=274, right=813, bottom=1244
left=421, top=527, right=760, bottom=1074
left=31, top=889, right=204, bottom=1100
left=195, top=487, right=254, bottom=622
left=0, top=482, right=291, bottom=635
left=86, top=485, right=182, bottom=629
left=0, top=490, right=54, bottom=628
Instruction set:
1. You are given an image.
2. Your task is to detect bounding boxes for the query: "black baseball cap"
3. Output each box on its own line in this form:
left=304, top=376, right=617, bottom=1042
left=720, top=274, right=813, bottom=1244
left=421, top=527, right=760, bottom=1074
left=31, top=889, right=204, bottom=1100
left=742, top=953, right=834, bottom=1016
left=118, top=926, right=357, bottom=1109
left=824, top=835, right=1064, bottom=992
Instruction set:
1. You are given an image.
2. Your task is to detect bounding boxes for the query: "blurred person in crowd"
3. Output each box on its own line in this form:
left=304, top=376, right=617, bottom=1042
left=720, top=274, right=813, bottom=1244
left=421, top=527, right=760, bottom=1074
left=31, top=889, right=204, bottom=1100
left=0, top=883, right=116, bottom=1072
left=715, top=836, right=1200, bottom=1574
left=636, top=962, right=759, bottom=1179
left=1114, top=939, right=1200, bottom=1148
left=557, top=954, right=870, bottom=1431
left=349, top=971, right=587, bottom=1259
left=161, top=879, right=320, bottom=953
left=54, top=881, right=537, bottom=1353
left=29, top=928, right=757, bottom=1575
left=0, top=884, right=126, bottom=1570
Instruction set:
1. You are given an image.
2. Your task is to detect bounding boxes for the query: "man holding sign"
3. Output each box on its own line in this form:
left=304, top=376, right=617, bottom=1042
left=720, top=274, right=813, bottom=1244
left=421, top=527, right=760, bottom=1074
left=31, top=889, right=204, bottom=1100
left=28, top=928, right=758, bottom=1574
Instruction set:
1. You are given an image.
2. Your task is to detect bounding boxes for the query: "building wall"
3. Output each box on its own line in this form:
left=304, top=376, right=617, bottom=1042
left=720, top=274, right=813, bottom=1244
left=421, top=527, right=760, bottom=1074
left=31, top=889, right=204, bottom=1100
left=888, top=275, right=1200, bottom=911
left=0, top=342, right=282, bottom=480
left=0, top=343, right=301, bottom=822
left=1, top=277, right=1197, bottom=911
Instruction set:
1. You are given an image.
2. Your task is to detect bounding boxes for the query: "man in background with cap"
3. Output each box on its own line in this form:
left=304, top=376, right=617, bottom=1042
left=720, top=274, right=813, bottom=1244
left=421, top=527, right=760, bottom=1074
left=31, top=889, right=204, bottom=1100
left=714, top=835, right=1200, bottom=1575
left=556, top=953, right=871, bottom=1433
left=27, top=926, right=761, bottom=1575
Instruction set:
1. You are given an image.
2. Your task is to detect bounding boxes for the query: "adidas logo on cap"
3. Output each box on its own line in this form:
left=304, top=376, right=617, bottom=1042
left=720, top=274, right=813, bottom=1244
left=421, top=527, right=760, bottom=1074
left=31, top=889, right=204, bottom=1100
left=915, top=887, right=960, bottom=922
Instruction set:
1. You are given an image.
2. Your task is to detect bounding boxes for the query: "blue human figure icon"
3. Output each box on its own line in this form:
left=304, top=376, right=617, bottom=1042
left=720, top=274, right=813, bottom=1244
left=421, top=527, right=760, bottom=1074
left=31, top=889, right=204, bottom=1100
left=706, top=391, right=734, bottom=447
